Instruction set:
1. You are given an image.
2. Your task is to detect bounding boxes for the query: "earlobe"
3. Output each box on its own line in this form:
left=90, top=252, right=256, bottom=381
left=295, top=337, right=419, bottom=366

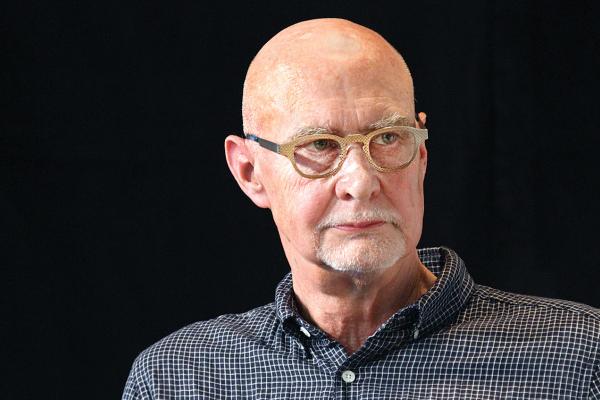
left=224, top=135, right=271, bottom=208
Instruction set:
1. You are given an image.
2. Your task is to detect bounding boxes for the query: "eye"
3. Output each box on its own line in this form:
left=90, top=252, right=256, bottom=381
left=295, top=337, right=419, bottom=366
left=382, top=133, right=398, bottom=144
left=374, top=132, right=400, bottom=145
left=312, top=139, right=334, bottom=151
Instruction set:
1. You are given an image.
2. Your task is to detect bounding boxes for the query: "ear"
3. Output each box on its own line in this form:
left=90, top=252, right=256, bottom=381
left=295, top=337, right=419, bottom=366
left=224, top=135, right=271, bottom=208
left=418, top=143, right=428, bottom=182
left=419, top=141, right=428, bottom=165
left=416, top=111, right=428, bottom=181
left=416, top=111, right=427, bottom=128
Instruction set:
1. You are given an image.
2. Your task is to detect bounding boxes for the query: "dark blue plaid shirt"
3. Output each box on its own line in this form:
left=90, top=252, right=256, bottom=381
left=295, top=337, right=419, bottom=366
left=123, top=247, right=600, bottom=399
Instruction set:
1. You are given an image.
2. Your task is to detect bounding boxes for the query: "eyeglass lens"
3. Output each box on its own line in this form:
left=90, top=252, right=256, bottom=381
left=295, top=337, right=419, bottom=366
left=292, top=128, right=416, bottom=176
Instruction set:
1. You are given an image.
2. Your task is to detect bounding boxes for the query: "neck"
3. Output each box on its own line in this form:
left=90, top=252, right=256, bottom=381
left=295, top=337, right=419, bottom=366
left=291, top=250, right=437, bottom=355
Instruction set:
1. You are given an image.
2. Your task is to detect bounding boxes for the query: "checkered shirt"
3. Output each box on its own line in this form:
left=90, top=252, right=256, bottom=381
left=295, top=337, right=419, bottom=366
left=123, top=247, right=600, bottom=399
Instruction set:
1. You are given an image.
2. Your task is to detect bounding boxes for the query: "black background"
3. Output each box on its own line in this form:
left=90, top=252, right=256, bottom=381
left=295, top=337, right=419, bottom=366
left=4, top=1, right=600, bottom=399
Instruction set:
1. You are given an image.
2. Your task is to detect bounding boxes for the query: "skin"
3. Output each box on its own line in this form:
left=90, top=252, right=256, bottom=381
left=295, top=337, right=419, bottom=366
left=225, top=18, right=437, bottom=355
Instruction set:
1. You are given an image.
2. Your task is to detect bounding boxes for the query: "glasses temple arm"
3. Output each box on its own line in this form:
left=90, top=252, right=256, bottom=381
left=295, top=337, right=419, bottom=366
left=245, top=134, right=281, bottom=154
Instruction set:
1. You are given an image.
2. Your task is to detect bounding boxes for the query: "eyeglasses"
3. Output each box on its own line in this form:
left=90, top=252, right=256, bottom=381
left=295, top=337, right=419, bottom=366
left=244, top=126, right=428, bottom=179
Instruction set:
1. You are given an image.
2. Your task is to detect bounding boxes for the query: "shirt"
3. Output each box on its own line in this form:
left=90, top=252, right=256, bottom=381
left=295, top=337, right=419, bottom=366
left=123, top=247, right=600, bottom=399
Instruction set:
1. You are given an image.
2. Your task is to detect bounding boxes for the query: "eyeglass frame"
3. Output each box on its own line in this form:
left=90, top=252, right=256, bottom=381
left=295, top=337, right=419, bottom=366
left=243, top=126, right=429, bottom=179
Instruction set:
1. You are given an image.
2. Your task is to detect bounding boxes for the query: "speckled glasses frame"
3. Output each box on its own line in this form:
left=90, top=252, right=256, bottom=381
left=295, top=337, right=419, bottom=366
left=244, top=126, right=428, bottom=179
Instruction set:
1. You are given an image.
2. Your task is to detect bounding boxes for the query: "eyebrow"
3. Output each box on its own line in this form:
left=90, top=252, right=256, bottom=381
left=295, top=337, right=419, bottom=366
left=291, top=126, right=331, bottom=140
left=368, top=113, right=412, bottom=130
left=290, top=113, right=412, bottom=140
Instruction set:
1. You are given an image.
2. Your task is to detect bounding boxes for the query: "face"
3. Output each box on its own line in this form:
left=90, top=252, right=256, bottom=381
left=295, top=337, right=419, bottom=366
left=253, top=63, right=426, bottom=275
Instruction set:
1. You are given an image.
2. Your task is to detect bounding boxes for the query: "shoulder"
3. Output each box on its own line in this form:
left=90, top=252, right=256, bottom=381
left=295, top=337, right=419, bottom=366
left=131, top=302, right=279, bottom=373
left=471, top=284, right=600, bottom=318
left=463, top=284, right=600, bottom=336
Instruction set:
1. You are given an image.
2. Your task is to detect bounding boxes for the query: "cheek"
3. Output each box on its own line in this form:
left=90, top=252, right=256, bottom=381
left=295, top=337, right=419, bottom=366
left=386, top=170, right=425, bottom=223
left=293, top=185, right=332, bottom=228
left=265, top=166, right=331, bottom=235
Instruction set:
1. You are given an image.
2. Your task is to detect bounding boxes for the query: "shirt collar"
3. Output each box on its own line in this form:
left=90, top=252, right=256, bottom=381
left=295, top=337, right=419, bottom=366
left=275, top=247, right=474, bottom=340
left=413, top=247, right=475, bottom=336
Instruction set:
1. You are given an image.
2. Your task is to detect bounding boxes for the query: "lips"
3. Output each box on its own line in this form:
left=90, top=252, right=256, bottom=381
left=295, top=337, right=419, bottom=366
left=334, top=221, right=385, bottom=232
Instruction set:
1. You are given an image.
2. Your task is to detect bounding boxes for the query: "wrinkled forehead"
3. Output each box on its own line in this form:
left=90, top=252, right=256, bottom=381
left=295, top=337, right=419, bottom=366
left=267, top=62, right=414, bottom=137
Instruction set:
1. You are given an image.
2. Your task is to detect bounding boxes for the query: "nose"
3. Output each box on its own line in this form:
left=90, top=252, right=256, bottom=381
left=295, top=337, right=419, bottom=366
left=334, top=144, right=381, bottom=201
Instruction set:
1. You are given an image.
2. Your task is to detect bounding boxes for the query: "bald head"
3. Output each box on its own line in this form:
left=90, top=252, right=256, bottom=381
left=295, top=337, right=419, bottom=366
left=242, top=19, right=415, bottom=135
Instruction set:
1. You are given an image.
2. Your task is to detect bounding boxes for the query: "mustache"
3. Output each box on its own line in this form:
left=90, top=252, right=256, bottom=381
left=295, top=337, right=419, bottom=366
left=316, top=209, right=401, bottom=231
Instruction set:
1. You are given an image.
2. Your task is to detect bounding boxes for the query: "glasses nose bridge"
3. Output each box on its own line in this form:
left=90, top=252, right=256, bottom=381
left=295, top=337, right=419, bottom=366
left=336, top=133, right=375, bottom=174
left=340, top=133, right=370, bottom=156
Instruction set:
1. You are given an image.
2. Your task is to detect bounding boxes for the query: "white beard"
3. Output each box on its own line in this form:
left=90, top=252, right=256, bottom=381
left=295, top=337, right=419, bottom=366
left=314, top=209, right=407, bottom=274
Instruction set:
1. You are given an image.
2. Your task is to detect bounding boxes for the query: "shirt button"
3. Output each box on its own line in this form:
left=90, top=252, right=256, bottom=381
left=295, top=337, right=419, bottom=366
left=299, top=326, right=311, bottom=337
left=341, top=370, right=356, bottom=383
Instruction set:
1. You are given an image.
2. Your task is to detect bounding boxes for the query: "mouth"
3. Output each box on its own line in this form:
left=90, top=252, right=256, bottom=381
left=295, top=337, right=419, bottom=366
left=333, top=220, right=386, bottom=232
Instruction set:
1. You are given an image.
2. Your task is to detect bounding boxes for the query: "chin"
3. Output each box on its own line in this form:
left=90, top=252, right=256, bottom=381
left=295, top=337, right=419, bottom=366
left=316, top=234, right=407, bottom=274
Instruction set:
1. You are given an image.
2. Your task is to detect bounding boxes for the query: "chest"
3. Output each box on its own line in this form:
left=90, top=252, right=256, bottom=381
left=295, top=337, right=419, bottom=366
left=149, top=333, right=592, bottom=399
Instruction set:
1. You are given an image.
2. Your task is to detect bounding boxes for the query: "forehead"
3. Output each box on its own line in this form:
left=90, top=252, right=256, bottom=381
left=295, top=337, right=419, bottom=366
left=275, top=94, right=414, bottom=141
left=290, top=112, right=412, bottom=139
left=267, top=62, right=413, bottom=138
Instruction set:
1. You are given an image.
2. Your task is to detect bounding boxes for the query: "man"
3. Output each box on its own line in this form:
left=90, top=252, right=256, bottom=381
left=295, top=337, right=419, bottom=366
left=123, top=19, right=600, bottom=399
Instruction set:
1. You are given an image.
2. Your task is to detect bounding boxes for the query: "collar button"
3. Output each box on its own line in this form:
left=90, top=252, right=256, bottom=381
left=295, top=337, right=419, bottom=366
left=299, top=326, right=311, bottom=338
